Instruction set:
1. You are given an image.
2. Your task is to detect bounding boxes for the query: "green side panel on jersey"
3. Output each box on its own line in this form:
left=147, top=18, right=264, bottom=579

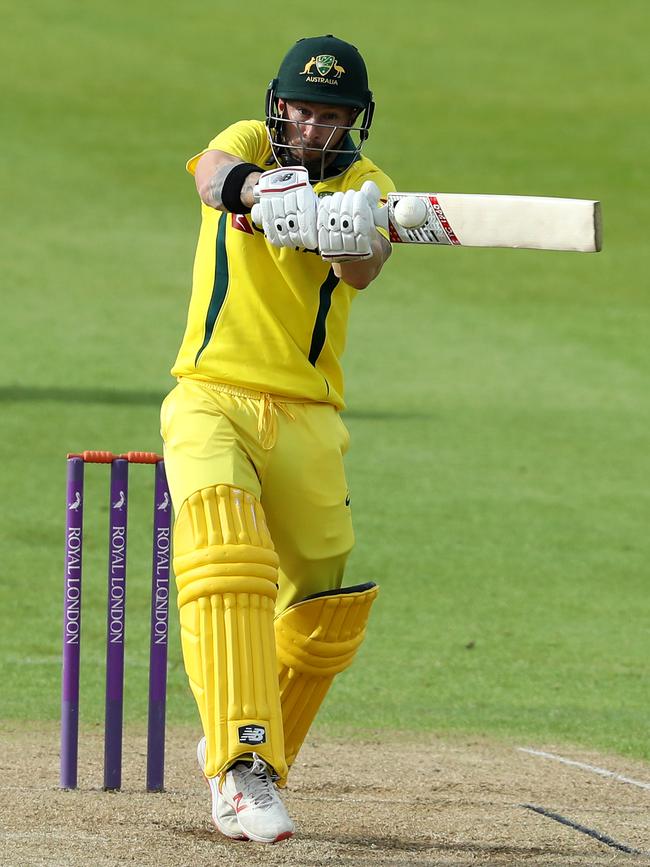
left=195, top=213, right=229, bottom=365
left=308, top=268, right=340, bottom=365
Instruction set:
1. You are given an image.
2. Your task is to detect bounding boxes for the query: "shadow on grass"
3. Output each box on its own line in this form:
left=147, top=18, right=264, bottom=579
left=344, top=408, right=434, bottom=421
left=0, top=385, right=167, bottom=406
left=1, top=386, right=434, bottom=420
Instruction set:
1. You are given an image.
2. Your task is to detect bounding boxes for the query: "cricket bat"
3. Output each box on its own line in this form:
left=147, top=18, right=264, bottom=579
left=376, top=193, right=602, bottom=252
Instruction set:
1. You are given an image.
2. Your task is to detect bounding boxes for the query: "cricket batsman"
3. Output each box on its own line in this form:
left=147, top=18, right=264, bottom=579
left=161, top=34, right=395, bottom=843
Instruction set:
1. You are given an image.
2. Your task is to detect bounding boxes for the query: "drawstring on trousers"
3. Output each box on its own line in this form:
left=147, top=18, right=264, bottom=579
left=187, top=379, right=298, bottom=451
left=258, top=393, right=295, bottom=450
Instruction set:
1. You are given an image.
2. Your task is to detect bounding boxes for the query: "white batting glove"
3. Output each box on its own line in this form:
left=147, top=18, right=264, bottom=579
left=251, top=166, right=318, bottom=250
left=317, top=181, right=381, bottom=263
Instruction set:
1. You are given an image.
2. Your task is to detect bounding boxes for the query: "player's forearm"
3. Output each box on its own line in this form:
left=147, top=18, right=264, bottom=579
left=201, top=165, right=262, bottom=211
left=196, top=153, right=261, bottom=211
left=332, top=232, right=392, bottom=290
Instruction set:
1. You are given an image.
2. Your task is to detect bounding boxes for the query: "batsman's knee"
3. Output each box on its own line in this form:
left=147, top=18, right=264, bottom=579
left=174, top=484, right=278, bottom=606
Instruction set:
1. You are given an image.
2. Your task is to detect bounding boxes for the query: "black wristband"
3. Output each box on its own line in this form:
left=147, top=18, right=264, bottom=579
left=221, top=162, right=263, bottom=214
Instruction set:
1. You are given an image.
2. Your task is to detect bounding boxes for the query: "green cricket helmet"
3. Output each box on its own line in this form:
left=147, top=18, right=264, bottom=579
left=265, top=35, right=375, bottom=180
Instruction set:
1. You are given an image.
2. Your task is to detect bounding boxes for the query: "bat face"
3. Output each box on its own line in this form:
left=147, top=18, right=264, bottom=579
left=378, top=193, right=602, bottom=252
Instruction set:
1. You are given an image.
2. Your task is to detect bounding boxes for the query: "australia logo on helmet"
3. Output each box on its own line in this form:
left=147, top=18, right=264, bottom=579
left=300, top=54, right=346, bottom=86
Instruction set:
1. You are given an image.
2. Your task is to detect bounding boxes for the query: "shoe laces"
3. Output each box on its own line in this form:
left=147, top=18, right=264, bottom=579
left=239, top=754, right=278, bottom=809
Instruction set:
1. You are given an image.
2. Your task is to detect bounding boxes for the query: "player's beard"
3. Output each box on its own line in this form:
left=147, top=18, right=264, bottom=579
left=277, top=123, right=344, bottom=178
left=298, top=151, right=333, bottom=177
left=276, top=138, right=336, bottom=177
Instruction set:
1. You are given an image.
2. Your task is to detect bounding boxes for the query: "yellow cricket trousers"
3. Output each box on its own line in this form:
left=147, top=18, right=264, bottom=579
left=160, top=377, right=354, bottom=613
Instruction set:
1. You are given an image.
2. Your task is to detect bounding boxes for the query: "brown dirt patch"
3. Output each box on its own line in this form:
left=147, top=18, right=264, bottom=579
left=1, top=722, right=648, bottom=866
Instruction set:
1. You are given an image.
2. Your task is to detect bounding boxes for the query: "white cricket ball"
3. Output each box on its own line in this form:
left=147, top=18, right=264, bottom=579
left=394, top=196, right=428, bottom=229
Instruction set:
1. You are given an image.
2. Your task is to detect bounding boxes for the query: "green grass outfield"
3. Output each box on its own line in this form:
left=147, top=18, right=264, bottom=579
left=2, top=1, right=648, bottom=761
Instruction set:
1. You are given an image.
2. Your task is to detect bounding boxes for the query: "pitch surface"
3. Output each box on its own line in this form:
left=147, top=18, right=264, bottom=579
left=2, top=725, right=649, bottom=866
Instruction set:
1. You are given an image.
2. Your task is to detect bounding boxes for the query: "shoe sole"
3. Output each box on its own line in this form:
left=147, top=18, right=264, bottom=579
left=240, top=828, right=294, bottom=844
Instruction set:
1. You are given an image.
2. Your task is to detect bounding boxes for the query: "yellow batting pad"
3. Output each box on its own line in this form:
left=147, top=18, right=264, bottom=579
left=275, top=582, right=379, bottom=772
left=174, top=485, right=287, bottom=782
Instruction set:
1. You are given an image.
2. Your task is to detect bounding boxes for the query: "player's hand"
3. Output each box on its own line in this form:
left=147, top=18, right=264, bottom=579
left=251, top=166, right=318, bottom=250
left=317, top=181, right=381, bottom=263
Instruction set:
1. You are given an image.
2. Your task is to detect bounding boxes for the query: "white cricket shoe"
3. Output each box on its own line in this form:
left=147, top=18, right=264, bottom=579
left=197, top=738, right=248, bottom=841
left=219, top=753, right=294, bottom=844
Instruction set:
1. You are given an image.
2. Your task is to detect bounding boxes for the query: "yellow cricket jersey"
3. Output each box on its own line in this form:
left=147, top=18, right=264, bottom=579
left=171, top=120, right=395, bottom=409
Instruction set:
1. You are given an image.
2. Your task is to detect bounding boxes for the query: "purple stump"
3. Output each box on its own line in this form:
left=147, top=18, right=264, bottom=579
left=103, top=457, right=129, bottom=790
left=61, top=457, right=85, bottom=789
left=146, top=460, right=172, bottom=792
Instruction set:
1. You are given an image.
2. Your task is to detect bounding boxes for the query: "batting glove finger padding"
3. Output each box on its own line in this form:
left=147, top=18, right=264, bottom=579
left=251, top=166, right=318, bottom=250
left=318, top=182, right=381, bottom=263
